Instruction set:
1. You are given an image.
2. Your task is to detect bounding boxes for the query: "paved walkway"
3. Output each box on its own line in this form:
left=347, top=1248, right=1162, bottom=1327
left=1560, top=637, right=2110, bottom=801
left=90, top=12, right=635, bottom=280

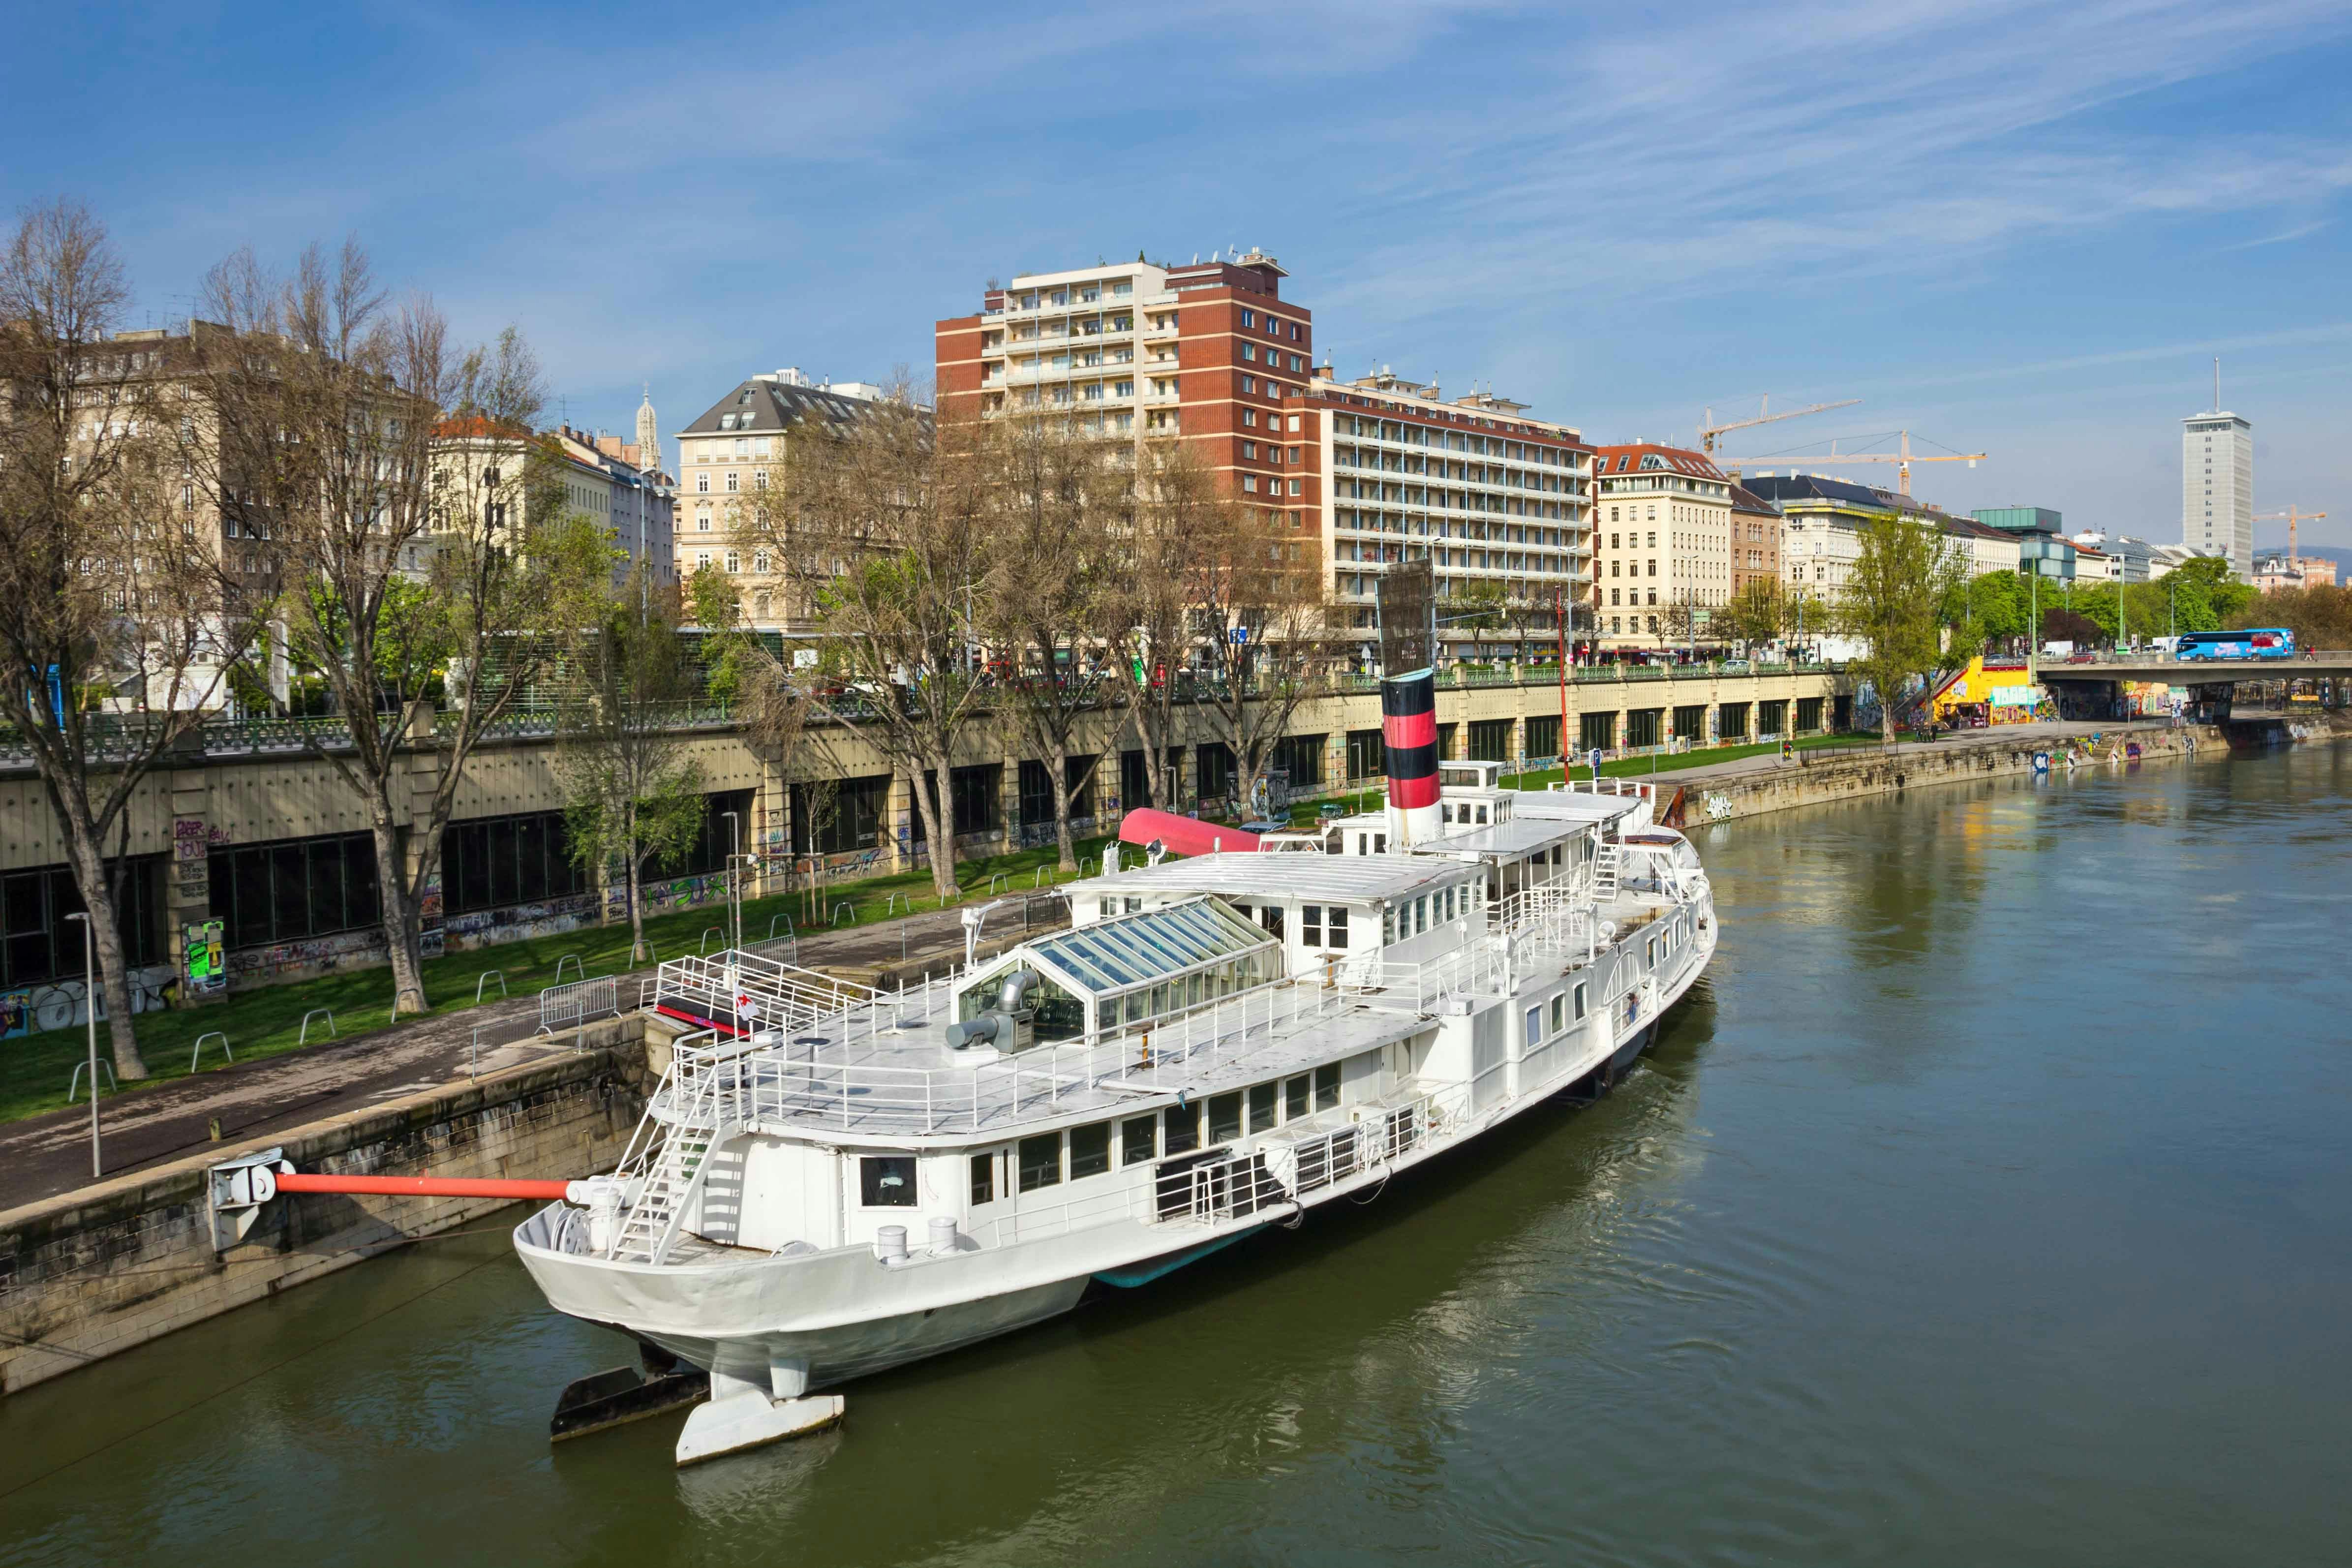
left=1624, top=719, right=2180, bottom=792
left=0, top=889, right=1075, bottom=1213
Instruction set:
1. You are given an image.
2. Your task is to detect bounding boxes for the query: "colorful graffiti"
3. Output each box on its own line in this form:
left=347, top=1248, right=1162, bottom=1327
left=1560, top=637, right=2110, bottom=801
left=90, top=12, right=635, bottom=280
left=182, top=918, right=227, bottom=995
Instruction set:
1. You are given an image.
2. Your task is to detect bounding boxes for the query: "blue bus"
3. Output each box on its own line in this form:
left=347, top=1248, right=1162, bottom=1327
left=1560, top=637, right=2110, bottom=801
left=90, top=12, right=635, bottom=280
left=2174, top=628, right=2295, bottom=661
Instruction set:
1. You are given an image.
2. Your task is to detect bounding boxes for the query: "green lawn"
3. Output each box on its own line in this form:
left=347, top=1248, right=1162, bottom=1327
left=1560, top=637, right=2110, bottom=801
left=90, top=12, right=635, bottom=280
left=0, top=834, right=1115, bottom=1128
left=1500, top=732, right=1881, bottom=787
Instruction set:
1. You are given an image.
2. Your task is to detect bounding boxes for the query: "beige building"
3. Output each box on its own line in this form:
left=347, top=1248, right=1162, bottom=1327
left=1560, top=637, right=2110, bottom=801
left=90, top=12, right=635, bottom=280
left=1593, top=444, right=1734, bottom=648
left=672, top=369, right=895, bottom=630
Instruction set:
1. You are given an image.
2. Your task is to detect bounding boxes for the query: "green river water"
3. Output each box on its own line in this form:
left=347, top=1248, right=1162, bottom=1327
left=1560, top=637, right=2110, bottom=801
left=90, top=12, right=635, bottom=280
left=3, top=742, right=2348, bottom=1566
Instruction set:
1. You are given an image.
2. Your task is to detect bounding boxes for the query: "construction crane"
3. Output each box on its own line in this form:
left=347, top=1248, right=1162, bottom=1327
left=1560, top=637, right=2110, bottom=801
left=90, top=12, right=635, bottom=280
left=2255, top=506, right=2327, bottom=567
left=1698, top=395, right=1859, bottom=454
left=1742, top=430, right=1986, bottom=496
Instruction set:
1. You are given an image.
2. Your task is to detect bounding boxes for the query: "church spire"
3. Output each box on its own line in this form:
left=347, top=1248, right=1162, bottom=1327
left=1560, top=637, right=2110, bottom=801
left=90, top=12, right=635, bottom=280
left=635, top=382, right=660, bottom=475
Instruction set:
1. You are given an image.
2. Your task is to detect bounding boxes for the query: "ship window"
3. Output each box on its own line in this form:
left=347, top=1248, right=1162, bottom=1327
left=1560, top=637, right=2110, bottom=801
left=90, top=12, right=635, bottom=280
left=1208, top=1091, right=1244, bottom=1142
left=1315, top=1063, right=1340, bottom=1110
left=1284, top=1075, right=1310, bottom=1119
left=1525, top=1006, right=1543, bottom=1046
left=1069, top=1122, right=1112, bottom=1180
left=1122, top=1114, right=1158, bottom=1166
left=1301, top=904, right=1322, bottom=945
left=860, top=1156, right=917, bottom=1207
left=1327, top=907, right=1349, bottom=947
left=1164, top=1102, right=1202, bottom=1154
left=1248, top=1082, right=1278, bottom=1133
left=1573, top=982, right=1588, bottom=1020
left=970, top=1152, right=995, bottom=1204
left=1550, top=995, right=1565, bottom=1033
left=1018, top=1133, right=1064, bottom=1192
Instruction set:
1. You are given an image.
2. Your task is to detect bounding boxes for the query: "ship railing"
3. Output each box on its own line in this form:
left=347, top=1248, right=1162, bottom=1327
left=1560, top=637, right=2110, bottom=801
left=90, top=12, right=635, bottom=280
left=655, top=973, right=1362, bottom=1138
left=652, top=950, right=879, bottom=1034
left=968, top=1178, right=1152, bottom=1248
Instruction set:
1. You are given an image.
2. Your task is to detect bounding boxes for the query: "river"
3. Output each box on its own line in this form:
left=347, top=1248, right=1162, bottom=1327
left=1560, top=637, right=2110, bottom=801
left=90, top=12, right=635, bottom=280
left=5, top=743, right=2350, bottom=1567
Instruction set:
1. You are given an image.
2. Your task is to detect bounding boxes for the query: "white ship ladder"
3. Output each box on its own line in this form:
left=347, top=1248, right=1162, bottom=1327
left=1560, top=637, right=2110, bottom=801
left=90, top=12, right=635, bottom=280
left=1593, top=844, right=1622, bottom=899
left=608, top=1072, right=737, bottom=1265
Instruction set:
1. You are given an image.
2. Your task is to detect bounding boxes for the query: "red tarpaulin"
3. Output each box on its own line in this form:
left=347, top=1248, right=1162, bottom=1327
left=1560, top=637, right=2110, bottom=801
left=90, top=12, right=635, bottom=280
left=1116, top=807, right=1260, bottom=858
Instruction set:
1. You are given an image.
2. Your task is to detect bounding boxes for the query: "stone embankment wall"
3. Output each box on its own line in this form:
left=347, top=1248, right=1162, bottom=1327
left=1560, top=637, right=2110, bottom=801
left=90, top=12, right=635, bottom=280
left=1679, top=726, right=2227, bottom=827
left=0, top=1016, right=653, bottom=1396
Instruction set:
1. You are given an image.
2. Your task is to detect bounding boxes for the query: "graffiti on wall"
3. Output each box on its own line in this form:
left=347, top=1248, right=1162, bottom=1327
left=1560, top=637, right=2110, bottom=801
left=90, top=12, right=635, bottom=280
left=182, top=918, right=227, bottom=995
left=0, top=966, right=174, bottom=1038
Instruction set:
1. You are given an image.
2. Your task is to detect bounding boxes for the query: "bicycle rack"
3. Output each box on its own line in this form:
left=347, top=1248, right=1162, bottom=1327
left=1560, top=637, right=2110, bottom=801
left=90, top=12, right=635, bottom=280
left=552, top=953, right=585, bottom=985
left=987, top=873, right=1008, bottom=895
left=830, top=902, right=853, bottom=927
left=190, top=1031, right=233, bottom=1073
left=298, top=1008, right=336, bottom=1045
left=630, top=937, right=660, bottom=967
left=66, top=1058, right=117, bottom=1102
left=475, top=970, right=507, bottom=1003
left=699, top=926, right=725, bottom=955
left=768, top=913, right=794, bottom=942
left=885, top=892, right=909, bottom=917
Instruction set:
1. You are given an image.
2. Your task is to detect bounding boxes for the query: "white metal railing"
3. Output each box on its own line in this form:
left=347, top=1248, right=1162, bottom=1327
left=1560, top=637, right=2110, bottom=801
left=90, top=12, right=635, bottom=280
left=652, top=950, right=878, bottom=1034
left=651, top=971, right=1360, bottom=1138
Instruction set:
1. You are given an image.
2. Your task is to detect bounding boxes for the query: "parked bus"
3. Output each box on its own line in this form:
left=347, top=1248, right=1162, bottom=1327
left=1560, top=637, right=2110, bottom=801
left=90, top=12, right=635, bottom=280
left=2174, top=628, right=2295, bottom=661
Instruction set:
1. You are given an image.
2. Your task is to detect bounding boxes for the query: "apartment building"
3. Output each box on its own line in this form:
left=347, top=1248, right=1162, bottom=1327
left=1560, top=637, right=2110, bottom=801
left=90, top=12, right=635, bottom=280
left=937, top=253, right=1594, bottom=662
left=673, top=369, right=896, bottom=629
left=424, top=419, right=673, bottom=589
left=2183, top=410, right=2254, bottom=578
left=550, top=423, right=675, bottom=586
left=1729, top=482, right=1782, bottom=596
left=1746, top=472, right=1972, bottom=599
left=1592, top=444, right=1733, bottom=647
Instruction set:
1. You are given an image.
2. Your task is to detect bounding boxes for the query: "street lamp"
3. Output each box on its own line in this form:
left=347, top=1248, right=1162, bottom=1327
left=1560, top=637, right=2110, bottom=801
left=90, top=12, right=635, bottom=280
left=721, top=810, right=742, bottom=953
left=64, top=912, right=98, bottom=1179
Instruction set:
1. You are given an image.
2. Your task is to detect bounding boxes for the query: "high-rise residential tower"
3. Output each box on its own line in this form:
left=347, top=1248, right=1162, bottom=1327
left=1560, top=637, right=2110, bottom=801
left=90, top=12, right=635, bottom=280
left=2182, top=409, right=2253, bottom=579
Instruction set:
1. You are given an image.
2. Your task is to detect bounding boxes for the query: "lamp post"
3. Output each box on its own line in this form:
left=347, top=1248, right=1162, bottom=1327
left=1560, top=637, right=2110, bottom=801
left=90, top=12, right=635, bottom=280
left=64, top=912, right=98, bottom=1179
left=721, top=810, right=742, bottom=953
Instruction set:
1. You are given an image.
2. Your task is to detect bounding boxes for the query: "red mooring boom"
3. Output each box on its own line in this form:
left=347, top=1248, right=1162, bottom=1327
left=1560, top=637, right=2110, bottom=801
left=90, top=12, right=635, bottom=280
left=271, top=1172, right=577, bottom=1199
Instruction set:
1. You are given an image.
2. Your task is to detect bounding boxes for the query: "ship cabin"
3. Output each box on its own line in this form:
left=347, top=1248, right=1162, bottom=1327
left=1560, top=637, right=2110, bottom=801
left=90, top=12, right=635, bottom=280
left=1071, top=852, right=1487, bottom=984
left=1318, top=762, right=1647, bottom=901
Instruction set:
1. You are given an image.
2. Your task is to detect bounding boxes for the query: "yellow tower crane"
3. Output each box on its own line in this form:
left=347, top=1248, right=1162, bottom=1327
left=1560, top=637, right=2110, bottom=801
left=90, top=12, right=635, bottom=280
left=1698, top=395, right=1860, bottom=454
left=1760, top=430, right=1987, bottom=496
left=2254, top=507, right=2327, bottom=571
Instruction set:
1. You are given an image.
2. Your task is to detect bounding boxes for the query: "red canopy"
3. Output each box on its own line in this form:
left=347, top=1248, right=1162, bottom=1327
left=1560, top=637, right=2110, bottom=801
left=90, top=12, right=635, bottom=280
left=1116, top=807, right=1260, bottom=858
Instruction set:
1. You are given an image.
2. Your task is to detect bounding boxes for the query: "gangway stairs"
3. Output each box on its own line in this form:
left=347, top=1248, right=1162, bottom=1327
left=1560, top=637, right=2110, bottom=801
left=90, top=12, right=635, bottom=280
left=606, top=1074, right=739, bottom=1265
left=1593, top=844, right=1622, bottom=899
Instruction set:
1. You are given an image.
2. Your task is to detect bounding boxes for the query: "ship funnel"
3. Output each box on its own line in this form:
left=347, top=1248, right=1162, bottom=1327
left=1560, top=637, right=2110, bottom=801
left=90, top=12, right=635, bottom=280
left=1381, top=667, right=1440, bottom=849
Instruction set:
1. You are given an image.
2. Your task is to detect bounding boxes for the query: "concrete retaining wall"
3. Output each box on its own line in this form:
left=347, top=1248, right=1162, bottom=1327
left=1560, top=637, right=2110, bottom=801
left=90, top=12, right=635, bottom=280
left=1676, top=726, right=2226, bottom=826
left=0, top=1015, right=653, bottom=1396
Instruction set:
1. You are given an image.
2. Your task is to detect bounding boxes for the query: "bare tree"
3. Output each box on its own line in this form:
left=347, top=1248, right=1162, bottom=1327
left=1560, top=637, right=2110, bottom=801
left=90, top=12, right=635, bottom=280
left=556, top=562, right=708, bottom=964
left=1188, top=496, right=1329, bottom=819
left=977, top=414, right=1124, bottom=871
left=0, top=200, right=258, bottom=1079
left=743, top=382, right=983, bottom=900
left=1107, top=439, right=1221, bottom=810
left=188, top=242, right=606, bottom=1013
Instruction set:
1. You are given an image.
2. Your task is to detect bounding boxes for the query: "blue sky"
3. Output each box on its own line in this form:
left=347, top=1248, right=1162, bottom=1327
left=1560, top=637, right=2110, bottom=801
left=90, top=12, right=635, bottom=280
left=10, top=0, right=2352, bottom=547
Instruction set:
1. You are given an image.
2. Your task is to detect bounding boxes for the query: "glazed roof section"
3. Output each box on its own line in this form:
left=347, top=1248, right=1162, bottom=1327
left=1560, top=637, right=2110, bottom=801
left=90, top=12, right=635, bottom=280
left=1025, top=897, right=1273, bottom=996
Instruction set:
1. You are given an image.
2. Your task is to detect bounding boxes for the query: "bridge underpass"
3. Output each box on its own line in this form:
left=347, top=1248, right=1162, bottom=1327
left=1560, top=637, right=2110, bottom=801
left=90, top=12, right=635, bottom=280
left=2035, top=651, right=2352, bottom=732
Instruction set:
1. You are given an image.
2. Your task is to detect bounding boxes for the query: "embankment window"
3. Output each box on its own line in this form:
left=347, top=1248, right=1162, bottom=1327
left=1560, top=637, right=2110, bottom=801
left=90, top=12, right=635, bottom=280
left=1717, top=703, right=1750, bottom=741
left=442, top=812, right=588, bottom=917
left=6, top=860, right=162, bottom=985
left=212, top=835, right=377, bottom=951
left=1467, top=719, right=1512, bottom=762
left=1796, top=696, right=1824, bottom=732
left=1579, top=712, right=1616, bottom=752
left=1272, top=732, right=1325, bottom=787
left=645, top=789, right=757, bottom=880
left=1345, top=728, right=1387, bottom=780
left=913, top=765, right=1000, bottom=843
left=1673, top=705, right=1706, bottom=740
left=860, top=1155, right=916, bottom=1206
left=1524, top=715, right=1560, bottom=759
left=791, top=776, right=887, bottom=856
left=1195, top=742, right=1235, bottom=802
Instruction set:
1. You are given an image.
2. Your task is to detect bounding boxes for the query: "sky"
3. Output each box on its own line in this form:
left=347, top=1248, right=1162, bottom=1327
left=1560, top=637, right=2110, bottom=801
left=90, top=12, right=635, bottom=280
left=9, top=0, right=2352, bottom=549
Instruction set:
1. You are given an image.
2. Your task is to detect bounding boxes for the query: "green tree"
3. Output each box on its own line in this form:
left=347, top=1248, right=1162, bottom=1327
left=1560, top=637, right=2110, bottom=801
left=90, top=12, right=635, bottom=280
left=1718, top=577, right=1787, bottom=651
left=557, top=561, right=709, bottom=965
left=1840, top=513, right=1967, bottom=740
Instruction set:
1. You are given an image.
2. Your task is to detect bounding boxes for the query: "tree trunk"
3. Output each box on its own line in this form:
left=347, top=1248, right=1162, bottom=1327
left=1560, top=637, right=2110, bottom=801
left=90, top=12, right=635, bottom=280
left=626, top=854, right=646, bottom=964
left=53, top=798, right=150, bottom=1079
left=913, top=759, right=958, bottom=900
left=1047, top=760, right=1077, bottom=874
left=368, top=812, right=431, bottom=1016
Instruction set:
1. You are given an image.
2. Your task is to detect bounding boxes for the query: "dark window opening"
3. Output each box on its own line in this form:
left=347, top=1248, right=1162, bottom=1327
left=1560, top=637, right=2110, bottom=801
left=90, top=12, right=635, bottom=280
left=5, top=859, right=163, bottom=987
left=213, top=834, right=379, bottom=948
left=441, top=812, right=590, bottom=916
